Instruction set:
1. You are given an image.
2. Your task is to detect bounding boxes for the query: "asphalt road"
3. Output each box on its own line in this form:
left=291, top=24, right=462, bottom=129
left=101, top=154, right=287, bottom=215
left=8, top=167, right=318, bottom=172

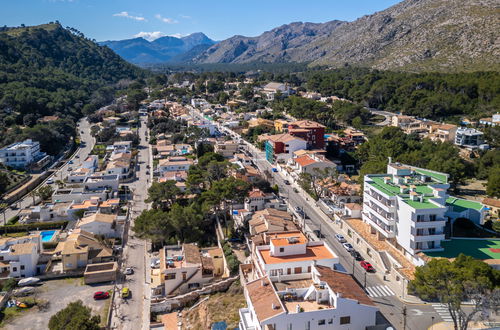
left=215, top=119, right=445, bottom=330
left=110, top=115, right=150, bottom=330
left=1, top=117, right=95, bottom=222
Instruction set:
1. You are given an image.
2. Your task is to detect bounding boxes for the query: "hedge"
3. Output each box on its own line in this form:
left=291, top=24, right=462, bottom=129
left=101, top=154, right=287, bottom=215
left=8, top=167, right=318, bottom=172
left=2, top=221, right=68, bottom=234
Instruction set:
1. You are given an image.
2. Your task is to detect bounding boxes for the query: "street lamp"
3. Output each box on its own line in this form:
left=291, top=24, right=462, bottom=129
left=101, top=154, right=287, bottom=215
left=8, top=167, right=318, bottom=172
left=431, top=316, right=435, bottom=330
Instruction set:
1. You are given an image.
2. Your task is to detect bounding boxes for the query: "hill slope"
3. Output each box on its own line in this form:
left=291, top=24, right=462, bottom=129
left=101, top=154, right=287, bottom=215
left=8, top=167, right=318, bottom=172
left=0, top=23, right=142, bottom=151
left=192, top=0, right=500, bottom=72
left=100, top=32, right=216, bottom=64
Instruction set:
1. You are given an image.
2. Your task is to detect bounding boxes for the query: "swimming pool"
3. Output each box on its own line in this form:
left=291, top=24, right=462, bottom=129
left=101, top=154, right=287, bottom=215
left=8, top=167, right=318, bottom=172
left=40, top=230, right=56, bottom=242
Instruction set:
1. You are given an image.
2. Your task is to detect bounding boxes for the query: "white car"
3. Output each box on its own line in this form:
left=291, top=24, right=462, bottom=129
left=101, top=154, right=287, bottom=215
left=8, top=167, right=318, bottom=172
left=335, top=234, right=346, bottom=243
left=46, top=178, right=54, bottom=184
left=124, top=267, right=134, bottom=275
left=342, top=243, right=354, bottom=252
left=150, top=259, right=160, bottom=269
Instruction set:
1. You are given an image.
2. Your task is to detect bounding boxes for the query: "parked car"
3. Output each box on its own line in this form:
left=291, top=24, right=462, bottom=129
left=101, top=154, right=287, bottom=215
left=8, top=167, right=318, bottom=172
left=151, top=259, right=160, bottom=269
left=335, top=234, right=346, bottom=243
left=46, top=178, right=54, bottom=184
left=68, top=167, right=73, bottom=171
left=68, top=160, right=74, bottom=164
left=75, top=155, right=79, bottom=158
left=93, top=291, right=109, bottom=300
left=124, top=267, right=134, bottom=275
left=18, top=277, right=41, bottom=287
left=121, top=287, right=130, bottom=298
left=284, top=180, right=290, bottom=185
left=293, top=188, right=299, bottom=193
left=360, top=261, right=375, bottom=272
left=342, top=243, right=354, bottom=252
left=350, top=250, right=363, bottom=261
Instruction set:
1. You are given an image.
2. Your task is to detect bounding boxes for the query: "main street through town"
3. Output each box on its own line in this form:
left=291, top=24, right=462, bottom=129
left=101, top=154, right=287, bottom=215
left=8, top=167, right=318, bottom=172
left=215, top=120, right=446, bottom=330
left=1, top=117, right=95, bottom=223
left=110, top=114, right=150, bottom=330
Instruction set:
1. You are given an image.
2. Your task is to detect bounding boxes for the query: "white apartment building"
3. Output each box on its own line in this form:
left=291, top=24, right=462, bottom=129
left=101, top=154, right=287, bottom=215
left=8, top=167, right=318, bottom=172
left=363, top=161, right=485, bottom=265
left=0, top=139, right=47, bottom=169
left=239, top=265, right=378, bottom=330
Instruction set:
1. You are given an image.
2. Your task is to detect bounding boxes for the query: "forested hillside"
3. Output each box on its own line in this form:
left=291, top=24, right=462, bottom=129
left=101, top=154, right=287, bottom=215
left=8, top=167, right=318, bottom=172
left=0, top=23, right=142, bottom=153
left=305, top=68, right=500, bottom=120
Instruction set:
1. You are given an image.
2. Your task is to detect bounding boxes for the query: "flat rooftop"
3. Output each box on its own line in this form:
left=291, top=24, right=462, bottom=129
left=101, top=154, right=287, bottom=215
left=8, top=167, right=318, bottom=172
left=425, top=239, right=500, bottom=260
left=259, top=245, right=335, bottom=265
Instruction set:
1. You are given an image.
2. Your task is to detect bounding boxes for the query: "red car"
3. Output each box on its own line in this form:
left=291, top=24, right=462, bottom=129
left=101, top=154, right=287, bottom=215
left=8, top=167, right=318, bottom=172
left=360, top=261, right=375, bottom=272
left=93, top=291, right=110, bottom=300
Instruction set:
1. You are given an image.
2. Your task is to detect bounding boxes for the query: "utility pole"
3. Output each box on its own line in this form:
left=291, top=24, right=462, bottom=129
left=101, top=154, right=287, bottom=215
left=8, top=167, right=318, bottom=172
left=352, top=258, right=355, bottom=274
left=402, top=306, right=407, bottom=330
left=364, top=272, right=367, bottom=288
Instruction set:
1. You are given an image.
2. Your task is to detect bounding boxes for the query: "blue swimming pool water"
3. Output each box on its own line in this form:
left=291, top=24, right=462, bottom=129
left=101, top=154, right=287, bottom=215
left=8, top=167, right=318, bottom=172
left=40, top=230, right=56, bottom=242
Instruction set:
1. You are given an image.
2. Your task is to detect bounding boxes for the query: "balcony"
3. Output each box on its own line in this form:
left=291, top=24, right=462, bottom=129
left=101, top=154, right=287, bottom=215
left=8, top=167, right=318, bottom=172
left=239, top=308, right=256, bottom=330
left=362, top=213, right=395, bottom=238
left=412, top=232, right=445, bottom=242
left=414, top=219, right=446, bottom=228
left=363, top=203, right=395, bottom=226
left=364, top=192, right=395, bottom=213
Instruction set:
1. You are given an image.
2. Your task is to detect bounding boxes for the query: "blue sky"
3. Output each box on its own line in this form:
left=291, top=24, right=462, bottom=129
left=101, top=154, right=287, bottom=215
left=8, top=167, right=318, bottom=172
left=1, top=0, right=402, bottom=41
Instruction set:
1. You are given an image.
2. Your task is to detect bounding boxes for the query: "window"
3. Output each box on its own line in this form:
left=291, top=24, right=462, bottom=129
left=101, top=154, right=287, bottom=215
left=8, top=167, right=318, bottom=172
left=12, top=267, right=17, bottom=272
left=294, top=267, right=302, bottom=274
left=328, top=319, right=333, bottom=324
left=318, top=319, right=326, bottom=325
left=340, top=316, right=351, bottom=325
left=165, top=273, right=176, bottom=280
left=430, top=214, right=436, bottom=221
left=305, top=321, right=310, bottom=330
left=20, top=265, right=25, bottom=270
left=279, top=247, right=284, bottom=253
left=287, top=324, right=292, bottom=330
left=307, top=266, right=311, bottom=273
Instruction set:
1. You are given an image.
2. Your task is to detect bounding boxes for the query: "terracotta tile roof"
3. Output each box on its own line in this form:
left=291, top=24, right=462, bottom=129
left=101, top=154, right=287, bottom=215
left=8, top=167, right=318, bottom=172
left=344, top=203, right=362, bottom=210
left=10, top=243, right=36, bottom=255
left=79, top=213, right=116, bottom=226
left=161, top=312, right=178, bottom=329
left=315, top=266, right=375, bottom=306
left=183, top=244, right=201, bottom=265
left=266, top=133, right=305, bottom=143
left=248, top=188, right=267, bottom=198
left=483, top=198, right=500, bottom=208
left=294, top=155, right=317, bottom=167
left=289, top=120, right=325, bottom=128
left=259, top=244, right=335, bottom=264
left=245, top=277, right=285, bottom=323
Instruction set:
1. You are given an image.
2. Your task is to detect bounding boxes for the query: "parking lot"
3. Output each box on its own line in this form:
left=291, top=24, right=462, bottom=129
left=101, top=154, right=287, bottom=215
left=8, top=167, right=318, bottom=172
left=3, top=278, right=113, bottom=330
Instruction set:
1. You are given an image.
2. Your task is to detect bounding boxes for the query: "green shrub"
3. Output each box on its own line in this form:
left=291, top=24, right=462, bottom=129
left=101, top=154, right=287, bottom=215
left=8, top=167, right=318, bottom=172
left=6, top=216, right=19, bottom=225
left=4, top=221, right=68, bottom=234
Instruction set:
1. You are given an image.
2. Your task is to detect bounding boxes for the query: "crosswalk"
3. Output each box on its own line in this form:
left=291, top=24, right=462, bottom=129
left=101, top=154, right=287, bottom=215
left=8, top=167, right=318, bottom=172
left=432, top=304, right=453, bottom=322
left=365, top=285, right=395, bottom=298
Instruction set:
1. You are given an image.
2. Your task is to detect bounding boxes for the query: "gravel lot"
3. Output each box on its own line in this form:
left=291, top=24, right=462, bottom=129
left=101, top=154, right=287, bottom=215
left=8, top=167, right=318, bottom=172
left=3, top=278, right=113, bottom=330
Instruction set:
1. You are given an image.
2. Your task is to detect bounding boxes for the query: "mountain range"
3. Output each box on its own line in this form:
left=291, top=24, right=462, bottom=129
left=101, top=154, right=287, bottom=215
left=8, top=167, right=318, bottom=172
left=100, top=33, right=216, bottom=64
left=192, top=0, right=499, bottom=72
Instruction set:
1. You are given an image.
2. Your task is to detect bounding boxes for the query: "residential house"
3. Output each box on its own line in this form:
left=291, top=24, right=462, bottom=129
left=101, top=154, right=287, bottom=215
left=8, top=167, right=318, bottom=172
left=232, top=153, right=253, bottom=167
left=18, top=202, right=72, bottom=223
left=83, top=174, right=120, bottom=191
left=82, top=155, right=99, bottom=170
left=343, top=128, right=365, bottom=145
left=248, top=209, right=296, bottom=238
left=68, top=167, right=93, bottom=183
left=288, top=120, right=326, bottom=149
left=250, top=231, right=339, bottom=281
left=158, top=157, right=194, bottom=175
left=455, top=128, right=486, bottom=149
left=262, top=82, right=291, bottom=101
left=248, top=118, right=274, bottom=130
left=111, top=141, right=133, bottom=154
left=215, top=141, right=240, bottom=158
left=0, top=235, right=42, bottom=278
left=244, top=188, right=286, bottom=212
left=317, top=178, right=361, bottom=206
left=55, top=229, right=114, bottom=272
left=479, top=113, right=500, bottom=127
left=151, top=244, right=225, bottom=297
left=76, top=213, right=117, bottom=238
left=289, top=154, right=335, bottom=176
left=274, top=119, right=291, bottom=133
left=427, top=123, right=458, bottom=143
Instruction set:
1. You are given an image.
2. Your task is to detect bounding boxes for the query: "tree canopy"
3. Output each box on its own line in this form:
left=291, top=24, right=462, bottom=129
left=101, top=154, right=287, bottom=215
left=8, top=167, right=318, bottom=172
left=48, top=300, right=100, bottom=330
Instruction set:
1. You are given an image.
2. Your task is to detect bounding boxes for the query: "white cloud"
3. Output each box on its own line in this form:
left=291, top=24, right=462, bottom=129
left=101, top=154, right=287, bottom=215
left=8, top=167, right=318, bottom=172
left=168, top=33, right=187, bottom=38
left=155, top=14, right=178, bottom=24
left=113, top=11, right=147, bottom=22
left=133, top=31, right=166, bottom=41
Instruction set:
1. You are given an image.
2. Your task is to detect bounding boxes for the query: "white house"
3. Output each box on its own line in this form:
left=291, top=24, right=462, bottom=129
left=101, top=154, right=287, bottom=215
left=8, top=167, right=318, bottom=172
left=83, top=174, right=119, bottom=191
left=76, top=213, right=117, bottom=238
left=244, top=189, right=287, bottom=213
left=0, top=139, right=47, bottom=169
left=158, top=157, right=194, bottom=175
left=0, top=235, right=42, bottom=278
left=454, top=127, right=486, bottom=149
left=82, top=155, right=99, bottom=170
left=239, top=265, right=377, bottom=330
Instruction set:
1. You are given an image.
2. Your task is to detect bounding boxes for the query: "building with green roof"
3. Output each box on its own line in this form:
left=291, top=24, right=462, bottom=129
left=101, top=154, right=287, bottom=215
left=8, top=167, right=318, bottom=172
left=363, top=161, right=485, bottom=266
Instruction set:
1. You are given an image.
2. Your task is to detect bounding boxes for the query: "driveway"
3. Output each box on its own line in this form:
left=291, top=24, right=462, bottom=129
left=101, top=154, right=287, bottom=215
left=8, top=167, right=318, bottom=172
left=3, top=278, right=112, bottom=330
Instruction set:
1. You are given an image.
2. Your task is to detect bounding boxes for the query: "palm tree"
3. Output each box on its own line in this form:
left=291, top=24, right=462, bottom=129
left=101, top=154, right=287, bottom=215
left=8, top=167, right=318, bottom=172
left=28, top=190, right=36, bottom=205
